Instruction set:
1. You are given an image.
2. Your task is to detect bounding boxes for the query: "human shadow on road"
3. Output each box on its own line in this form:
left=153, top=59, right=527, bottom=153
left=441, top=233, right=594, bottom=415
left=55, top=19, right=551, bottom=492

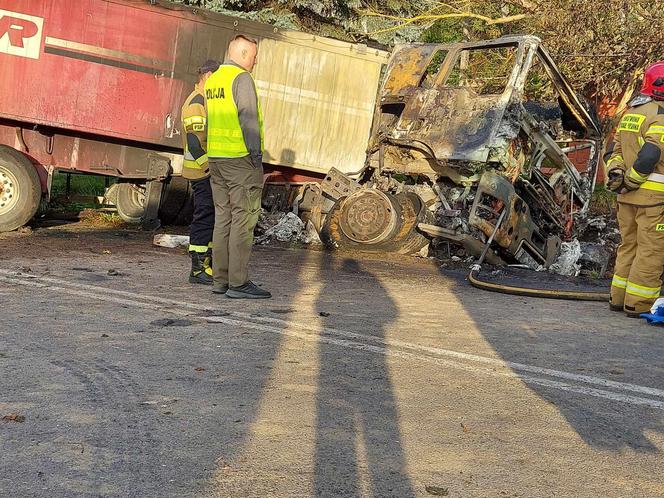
left=313, top=257, right=415, bottom=497
left=443, top=267, right=664, bottom=453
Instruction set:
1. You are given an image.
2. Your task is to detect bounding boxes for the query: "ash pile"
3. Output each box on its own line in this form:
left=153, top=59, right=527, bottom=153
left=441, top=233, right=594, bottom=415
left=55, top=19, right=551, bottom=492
left=254, top=209, right=321, bottom=246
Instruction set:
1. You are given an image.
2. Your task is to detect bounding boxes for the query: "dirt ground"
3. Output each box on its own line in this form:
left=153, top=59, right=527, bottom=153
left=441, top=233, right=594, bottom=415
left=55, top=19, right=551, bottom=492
left=1, top=219, right=663, bottom=497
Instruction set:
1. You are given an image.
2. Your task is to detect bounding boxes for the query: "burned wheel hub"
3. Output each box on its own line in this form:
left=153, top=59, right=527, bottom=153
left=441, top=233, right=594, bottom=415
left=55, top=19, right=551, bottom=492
left=339, top=190, right=398, bottom=244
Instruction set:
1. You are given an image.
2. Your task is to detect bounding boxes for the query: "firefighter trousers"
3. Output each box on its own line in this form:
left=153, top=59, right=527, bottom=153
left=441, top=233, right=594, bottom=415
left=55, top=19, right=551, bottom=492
left=611, top=202, right=664, bottom=313
left=208, top=156, right=263, bottom=288
left=189, top=177, right=214, bottom=253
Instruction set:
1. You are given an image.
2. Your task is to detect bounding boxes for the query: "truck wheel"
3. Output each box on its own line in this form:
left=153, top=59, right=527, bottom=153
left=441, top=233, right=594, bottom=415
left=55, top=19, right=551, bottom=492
left=115, top=183, right=146, bottom=223
left=159, top=176, right=192, bottom=225
left=113, top=179, right=194, bottom=226
left=320, top=190, right=429, bottom=254
left=320, top=190, right=403, bottom=251
left=0, top=146, right=41, bottom=232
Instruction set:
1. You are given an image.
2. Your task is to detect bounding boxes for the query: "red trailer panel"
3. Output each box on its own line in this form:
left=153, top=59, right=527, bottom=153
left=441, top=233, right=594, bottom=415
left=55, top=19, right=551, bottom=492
left=1, top=0, right=192, bottom=147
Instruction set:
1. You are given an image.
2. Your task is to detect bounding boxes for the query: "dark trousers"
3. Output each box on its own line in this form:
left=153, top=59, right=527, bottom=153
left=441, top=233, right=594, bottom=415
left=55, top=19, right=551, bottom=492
left=189, top=177, right=215, bottom=252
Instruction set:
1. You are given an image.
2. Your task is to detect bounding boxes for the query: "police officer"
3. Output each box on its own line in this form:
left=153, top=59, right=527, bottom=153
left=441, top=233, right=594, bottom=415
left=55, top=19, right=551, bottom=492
left=205, top=35, right=271, bottom=299
left=181, top=59, right=220, bottom=285
left=606, top=61, right=664, bottom=317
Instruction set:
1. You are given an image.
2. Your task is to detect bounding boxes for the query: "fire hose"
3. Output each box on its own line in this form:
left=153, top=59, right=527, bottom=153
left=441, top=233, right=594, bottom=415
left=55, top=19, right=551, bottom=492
left=467, top=210, right=610, bottom=302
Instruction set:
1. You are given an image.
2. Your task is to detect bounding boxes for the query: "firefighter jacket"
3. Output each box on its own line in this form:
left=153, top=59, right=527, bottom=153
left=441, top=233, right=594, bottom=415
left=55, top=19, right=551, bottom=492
left=606, top=99, right=664, bottom=206
left=180, top=85, right=209, bottom=181
left=205, top=63, right=264, bottom=165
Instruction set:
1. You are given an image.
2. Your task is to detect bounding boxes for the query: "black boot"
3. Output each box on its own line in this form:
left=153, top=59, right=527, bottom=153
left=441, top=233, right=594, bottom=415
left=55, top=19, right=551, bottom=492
left=189, top=251, right=213, bottom=285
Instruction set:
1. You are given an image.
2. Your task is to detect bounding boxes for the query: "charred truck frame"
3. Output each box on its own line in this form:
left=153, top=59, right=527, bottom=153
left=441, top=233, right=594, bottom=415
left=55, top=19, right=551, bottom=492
left=309, top=36, right=602, bottom=268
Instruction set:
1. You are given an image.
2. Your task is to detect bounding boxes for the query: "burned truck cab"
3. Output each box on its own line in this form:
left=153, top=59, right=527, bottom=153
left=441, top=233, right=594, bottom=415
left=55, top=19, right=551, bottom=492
left=323, top=35, right=602, bottom=267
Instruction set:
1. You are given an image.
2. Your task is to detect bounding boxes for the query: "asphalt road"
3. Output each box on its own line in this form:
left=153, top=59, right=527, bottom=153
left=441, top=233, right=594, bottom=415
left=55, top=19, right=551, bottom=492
left=1, top=224, right=663, bottom=497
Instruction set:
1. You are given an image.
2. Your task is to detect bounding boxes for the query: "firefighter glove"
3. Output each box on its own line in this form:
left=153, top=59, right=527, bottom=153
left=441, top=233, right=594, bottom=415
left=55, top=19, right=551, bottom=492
left=606, top=168, right=626, bottom=193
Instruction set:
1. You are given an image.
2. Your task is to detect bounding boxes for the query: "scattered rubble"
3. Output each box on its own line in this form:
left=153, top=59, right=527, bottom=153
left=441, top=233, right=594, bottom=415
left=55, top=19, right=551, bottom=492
left=549, top=240, right=582, bottom=277
left=255, top=210, right=321, bottom=245
left=151, top=211, right=322, bottom=250
left=148, top=203, right=616, bottom=282
left=578, top=242, right=612, bottom=277
left=539, top=214, right=616, bottom=278
left=575, top=212, right=619, bottom=277
left=153, top=234, right=190, bottom=248
left=150, top=318, right=194, bottom=327
left=417, top=244, right=430, bottom=258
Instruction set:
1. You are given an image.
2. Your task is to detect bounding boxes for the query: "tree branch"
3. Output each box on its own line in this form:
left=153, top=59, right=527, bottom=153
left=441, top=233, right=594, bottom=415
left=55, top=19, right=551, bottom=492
left=362, top=11, right=528, bottom=35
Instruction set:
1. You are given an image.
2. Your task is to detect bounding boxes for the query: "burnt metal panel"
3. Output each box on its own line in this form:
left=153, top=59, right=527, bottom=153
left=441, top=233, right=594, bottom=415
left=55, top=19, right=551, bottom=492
left=376, top=39, right=527, bottom=164
left=381, top=44, right=440, bottom=97
left=469, top=171, right=561, bottom=265
left=393, top=88, right=510, bottom=163
left=535, top=47, right=601, bottom=137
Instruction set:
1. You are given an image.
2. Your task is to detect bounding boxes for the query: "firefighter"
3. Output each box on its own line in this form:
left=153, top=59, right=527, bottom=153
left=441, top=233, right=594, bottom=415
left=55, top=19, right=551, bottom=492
left=181, top=59, right=221, bottom=284
left=205, top=34, right=271, bottom=299
left=606, top=61, right=664, bottom=317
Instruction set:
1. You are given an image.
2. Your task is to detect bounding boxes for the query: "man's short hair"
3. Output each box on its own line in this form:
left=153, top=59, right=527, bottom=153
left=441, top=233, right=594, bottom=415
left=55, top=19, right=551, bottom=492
left=198, top=59, right=220, bottom=74
left=230, top=34, right=258, bottom=46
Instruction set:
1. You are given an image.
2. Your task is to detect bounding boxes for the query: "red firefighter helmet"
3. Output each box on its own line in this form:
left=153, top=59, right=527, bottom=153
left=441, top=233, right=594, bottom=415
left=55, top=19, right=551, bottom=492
left=641, top=61, right=664, bottom=99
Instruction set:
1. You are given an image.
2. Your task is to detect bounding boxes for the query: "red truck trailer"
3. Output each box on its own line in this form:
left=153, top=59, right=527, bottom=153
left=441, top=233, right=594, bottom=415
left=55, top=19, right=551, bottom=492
left=0, top=0, right=388, bottom=231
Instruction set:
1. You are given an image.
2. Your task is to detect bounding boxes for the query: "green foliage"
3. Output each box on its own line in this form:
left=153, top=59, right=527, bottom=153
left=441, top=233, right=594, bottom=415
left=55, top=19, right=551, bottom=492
left=170, top=0, right=660, bottom=103
left=50, top=173, right=111, bottom=199
left=420, top=20, right=464, bottom=44
left=590, top=184, right=617, bottom=215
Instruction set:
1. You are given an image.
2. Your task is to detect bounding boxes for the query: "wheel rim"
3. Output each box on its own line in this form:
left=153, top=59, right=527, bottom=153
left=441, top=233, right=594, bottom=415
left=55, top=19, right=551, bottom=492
left=339, top=190, right=398, bottom=244
left=0, top=164, right=20, bottom=217
left=128, top=184, right=145, bottom=210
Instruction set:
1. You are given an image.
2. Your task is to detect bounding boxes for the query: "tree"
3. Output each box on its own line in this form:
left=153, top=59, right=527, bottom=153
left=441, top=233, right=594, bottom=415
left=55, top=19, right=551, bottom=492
left=172, top=0, right=661, bottom=108
left=362, top=1, right=660, bottom=108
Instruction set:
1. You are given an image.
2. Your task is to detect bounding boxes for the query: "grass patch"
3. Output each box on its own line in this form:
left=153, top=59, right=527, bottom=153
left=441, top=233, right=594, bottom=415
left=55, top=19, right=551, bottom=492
left=51, top=172, right=114, bottom=199
left=589, top=184, right=616, bottom=215
left=79, top=209, right=127, bottom=228
left=48, top=172, right=117, bottom=215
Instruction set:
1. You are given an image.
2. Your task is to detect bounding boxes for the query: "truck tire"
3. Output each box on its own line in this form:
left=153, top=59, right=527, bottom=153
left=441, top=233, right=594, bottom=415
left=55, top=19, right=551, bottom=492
left=159, top=176, right=192, bottom=225
left=320, top=190, right=403, bottom=251
left=387, top=192, right=432, bottom=255
left=0, top=146, right=42, bottom=232
left=320, top=190, right=429, bottom=255
left=115, top=182, right=146, bottom=224
left=113, top=179, right=193, bottom=226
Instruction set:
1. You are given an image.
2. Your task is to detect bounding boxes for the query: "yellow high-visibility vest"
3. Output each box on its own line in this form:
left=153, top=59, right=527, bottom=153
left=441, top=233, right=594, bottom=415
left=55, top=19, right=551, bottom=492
left=205, top=64, right=264, bottom=158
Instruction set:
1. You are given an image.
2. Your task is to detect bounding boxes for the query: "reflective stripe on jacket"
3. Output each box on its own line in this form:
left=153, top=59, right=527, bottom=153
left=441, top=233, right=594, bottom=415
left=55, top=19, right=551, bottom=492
left=181, top=87, right=209, bottom=180
left=608, top=100, right=664, bottom=206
